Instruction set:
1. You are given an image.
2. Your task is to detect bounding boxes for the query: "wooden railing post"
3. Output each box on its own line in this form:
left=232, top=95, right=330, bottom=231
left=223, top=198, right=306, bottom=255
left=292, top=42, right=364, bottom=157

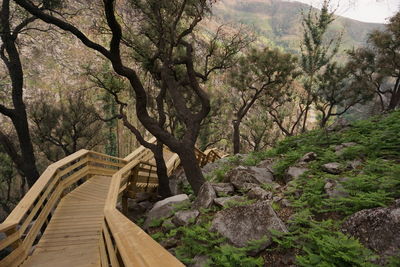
left=122, top=165, right=139, bottom=215
left=5, top=226, right=21, bottom=250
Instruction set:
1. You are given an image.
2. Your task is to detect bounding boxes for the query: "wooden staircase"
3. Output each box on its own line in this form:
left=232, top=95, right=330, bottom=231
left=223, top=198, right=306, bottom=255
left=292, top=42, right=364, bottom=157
left=0, top=139, right=224, bottom=266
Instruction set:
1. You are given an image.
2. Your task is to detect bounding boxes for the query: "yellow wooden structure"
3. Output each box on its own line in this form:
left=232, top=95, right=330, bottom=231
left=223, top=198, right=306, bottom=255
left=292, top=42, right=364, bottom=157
left=0, top=139, right=223, bottom=266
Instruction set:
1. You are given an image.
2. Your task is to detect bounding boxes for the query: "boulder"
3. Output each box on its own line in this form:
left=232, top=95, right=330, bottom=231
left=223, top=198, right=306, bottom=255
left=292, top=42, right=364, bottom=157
left=256, top=158, right=275, bottom=173
left=193, top=182, right=217, bottom=209
left=247, top=187, right=272, bottom=201
left=342, top=200, right=400, bottom=265
left=172, top=210, right=200, bottom=227
left=299, top=152, right=317, bottom=163
left=225, top=166, right=277, bottom=191
left=286, top=166, right=308, bottom=182
left=201, top=159, right=228, bottom=177
left=211, top=183, right=234, bottom=197
left=321, top=162, right=342, bottom=174
left=335, top=142, right=357, bottom=156
left=144, top=194, right=189, bottom=229
left=210, top=201, right=287, bottom=248
left=324, top=178, right=349, bottom=198
left=214, top=196, right=246, bottom=208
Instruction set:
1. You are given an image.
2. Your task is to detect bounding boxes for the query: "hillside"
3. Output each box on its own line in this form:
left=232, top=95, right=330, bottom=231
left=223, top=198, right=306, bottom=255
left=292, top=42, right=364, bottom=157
left=139, top=111, right=400, bottom=266
left=213, top=0, right=384, bottom=53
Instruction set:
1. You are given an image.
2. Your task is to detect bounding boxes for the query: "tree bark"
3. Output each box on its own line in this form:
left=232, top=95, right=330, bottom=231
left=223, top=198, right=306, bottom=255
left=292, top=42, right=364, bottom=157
left=153, top=143, right=172, bottom=198
left=177, top=145, right=205, bottom=195
left=387, top=77, right=400, bottom=111
left=0, top=0, right=40, bottom=187
left=232, top=120, right=241, bottom=154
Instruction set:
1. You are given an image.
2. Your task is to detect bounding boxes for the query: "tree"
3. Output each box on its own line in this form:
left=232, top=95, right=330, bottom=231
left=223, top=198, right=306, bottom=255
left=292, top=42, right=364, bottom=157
left=228, top=47, right=298, bottom=154
left=300, top=0, right=341, bottom=131
left=15, top=0, right=248, bottom=195
left=314, top=63, right=374, bottom=127
left=30, top=91, right=106, bottom=162
left=0, top=0, right=42, bottom=187
left=241, top=106, right=280, bottom=152
left=348, top=12, right=400, bottom=111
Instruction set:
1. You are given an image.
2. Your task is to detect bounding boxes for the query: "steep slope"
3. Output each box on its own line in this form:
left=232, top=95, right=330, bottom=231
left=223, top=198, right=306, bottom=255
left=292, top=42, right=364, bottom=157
left=141, top=110, right=400, bottom=266
left=213, top=0, right=384, bottom=52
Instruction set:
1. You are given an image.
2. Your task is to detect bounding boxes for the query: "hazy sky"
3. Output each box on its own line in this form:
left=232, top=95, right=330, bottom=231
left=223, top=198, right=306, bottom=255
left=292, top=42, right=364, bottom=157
left=290, top=0, right=399, bottom=23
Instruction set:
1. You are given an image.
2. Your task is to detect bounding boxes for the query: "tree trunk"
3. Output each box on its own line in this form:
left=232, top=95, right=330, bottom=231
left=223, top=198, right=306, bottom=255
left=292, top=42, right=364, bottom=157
left=232, top=120, right=241, bottom=154
left=11, top=105, right=40, bottom=188
left=152, top=143, right=172, bottom=198
left=387, top=78, right=400, bottom=111
left=177, top=146, right=205, bottom=195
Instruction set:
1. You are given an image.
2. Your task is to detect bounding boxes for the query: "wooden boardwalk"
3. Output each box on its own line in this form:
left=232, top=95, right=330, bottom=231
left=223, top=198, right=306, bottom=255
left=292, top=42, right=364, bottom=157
left=21, top=176, right=111, bottom=267
left=0, top=141, right=223, bottom=266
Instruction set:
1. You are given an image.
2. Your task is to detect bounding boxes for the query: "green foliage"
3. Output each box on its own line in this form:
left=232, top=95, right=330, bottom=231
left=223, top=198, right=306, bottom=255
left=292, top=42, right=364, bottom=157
left=169, top=221, right=264, bottom=266
left=172, top=201, right=192, bottom=212
left=272, top=150, right=302, bottom=180
left=271, top=214, right=377, bottom=267
left=148, top=218, right=164, bottom=228
left=208, top=245, right=263, bottom=267
left=174, top=223, right=226, bottom=264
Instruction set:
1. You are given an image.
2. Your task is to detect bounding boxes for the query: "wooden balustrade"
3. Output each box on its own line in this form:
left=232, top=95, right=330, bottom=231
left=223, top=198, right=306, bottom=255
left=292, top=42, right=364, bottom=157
left=0, top=137, right=225, bottom=266
left=0, top=150, right=126, bottom=266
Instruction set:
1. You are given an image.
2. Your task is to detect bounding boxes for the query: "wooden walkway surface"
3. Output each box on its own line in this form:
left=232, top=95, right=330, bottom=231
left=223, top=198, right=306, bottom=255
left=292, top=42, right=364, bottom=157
left=21, top=176, right=111, bottom=267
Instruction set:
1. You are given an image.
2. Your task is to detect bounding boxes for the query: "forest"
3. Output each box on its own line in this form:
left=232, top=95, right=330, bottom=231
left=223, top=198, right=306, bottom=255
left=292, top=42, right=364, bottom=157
left=0, top=0, right=399, bottom=266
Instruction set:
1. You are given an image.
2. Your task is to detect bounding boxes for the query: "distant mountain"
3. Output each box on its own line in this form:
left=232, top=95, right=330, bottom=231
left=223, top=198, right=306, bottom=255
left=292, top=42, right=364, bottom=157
left=213, top=0, right=384, bottom=53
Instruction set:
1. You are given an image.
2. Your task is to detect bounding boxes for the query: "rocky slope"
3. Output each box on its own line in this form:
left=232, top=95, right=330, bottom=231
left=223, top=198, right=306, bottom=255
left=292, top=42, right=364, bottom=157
left=126, top=110, right=400, bottom=266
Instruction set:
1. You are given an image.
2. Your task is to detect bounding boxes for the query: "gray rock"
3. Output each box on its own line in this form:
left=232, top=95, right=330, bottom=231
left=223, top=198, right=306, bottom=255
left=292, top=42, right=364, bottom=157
left=162, top=218, right=176, bottom=231
left=226, top=166, right=276, bottom=191
left=210, top=201, right=287, bottom=248
left=256, top=158, right=275, bottom=173
left=160, top=237, right=179, bottom=249
left=321, top=162, right=343, bottom=174
left=168, top=172, right=187, bottom=195
left=281, top=199, right=291, bottom=207
left=335, top=142, right=357, bottom=156
left=201, top=160, right=226, bottom=177
left=324, top=178, right=349, bottom=198
left=348, top=159, right=363, bottom=170
left=189, top=255, right=210, bottom=267
left=247, top=187, right=272, bottom=201
left=286, top=166, right=308, bottom=182
left=300, top=152, right=317, bottom=163
left=240, top=182, right=262, bottom=192
left=138, top=200, right=153, bottom=211
left=193, top=182, right=217, bottom=209
left=134, top=192, right=153, bottom=202
left=214, top=195, right=246, bottom=208
left=211, top=183, right=234, bottom=197
left=342, top=200, right=400, bottom=265
left=144, top=194, right=189, bottom=229
left=172, top=210, right=200, bottom=226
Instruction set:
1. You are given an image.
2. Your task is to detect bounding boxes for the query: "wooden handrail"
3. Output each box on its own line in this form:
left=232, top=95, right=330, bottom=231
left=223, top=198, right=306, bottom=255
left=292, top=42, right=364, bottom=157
left=0, top=149, right=127, bottom=266
left=0, top=135, right=223, bottom=266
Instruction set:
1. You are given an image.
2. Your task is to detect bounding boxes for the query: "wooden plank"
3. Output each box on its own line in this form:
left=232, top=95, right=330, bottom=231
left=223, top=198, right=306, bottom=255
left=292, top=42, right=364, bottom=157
left=102, top=223, right=120, bottom=267
left=105, top=209, right=184, bottom=267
